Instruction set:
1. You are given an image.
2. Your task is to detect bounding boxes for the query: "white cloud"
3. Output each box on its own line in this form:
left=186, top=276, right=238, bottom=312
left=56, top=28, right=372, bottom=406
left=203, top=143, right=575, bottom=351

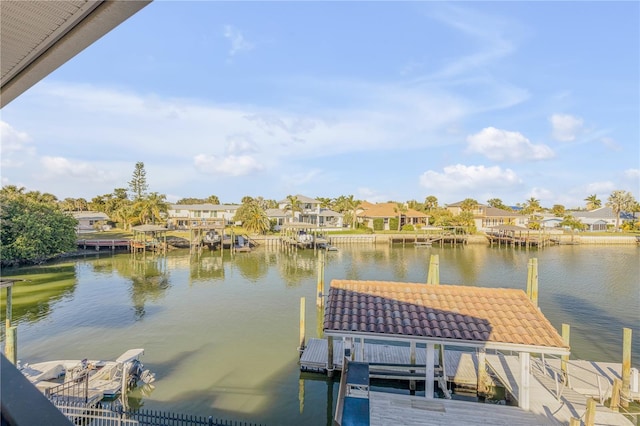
left=419, top=164, right=521, bottom=191
left=601, top=137, right=622, bottom=151
left=357, top=187, right=390, bottom=204
left=39, top=157, right=118, bottom=182
left=624, top=168, right=640, bottom=180
left=584, top=181, right=616, bottom=193
left=527, top=187, right=553, bottom=202
left=0, top=121, right=35, bottom=167
left=223, top=25, right=253, bottom=56
left=550, top=114, right=583, bottom=142
left=466, top=127, right=554, bottom=161
left=226, top=134, right=258, bottom=155
left=194, top=154, right=264, bottom=177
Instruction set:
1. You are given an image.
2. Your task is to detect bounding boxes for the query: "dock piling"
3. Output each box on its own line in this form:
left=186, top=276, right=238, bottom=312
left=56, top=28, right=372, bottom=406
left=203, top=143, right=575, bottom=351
left=427, top=254, right=440, bottom=285
left=621, top=327, right=632, bottom=409
left=561, top=323, right=570, bottom=384
left=299, top=297, right=306, bottom=353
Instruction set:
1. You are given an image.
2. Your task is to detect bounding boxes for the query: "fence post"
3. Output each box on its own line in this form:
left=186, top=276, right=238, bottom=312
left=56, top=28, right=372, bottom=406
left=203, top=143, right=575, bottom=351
left=585, top=397, right=596, bottom=426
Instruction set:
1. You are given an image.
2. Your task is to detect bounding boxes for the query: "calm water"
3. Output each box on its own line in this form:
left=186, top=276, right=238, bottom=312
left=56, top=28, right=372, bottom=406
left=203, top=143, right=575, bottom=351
left=2, top=244, right=639, bottom=425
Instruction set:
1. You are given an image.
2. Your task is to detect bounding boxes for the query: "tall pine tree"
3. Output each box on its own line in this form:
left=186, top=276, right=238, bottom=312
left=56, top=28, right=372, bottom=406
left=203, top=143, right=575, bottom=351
left=128, top=161, right=148, bottom=201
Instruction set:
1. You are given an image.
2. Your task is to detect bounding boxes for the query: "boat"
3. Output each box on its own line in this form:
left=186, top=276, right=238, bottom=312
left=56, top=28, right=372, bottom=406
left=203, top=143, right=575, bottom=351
left=19, top=348, right=155, bottom=403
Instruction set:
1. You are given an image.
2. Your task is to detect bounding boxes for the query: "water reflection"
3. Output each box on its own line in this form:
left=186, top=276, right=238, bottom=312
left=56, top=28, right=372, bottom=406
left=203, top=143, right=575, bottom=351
left=0, top=263, right=77, bottom=326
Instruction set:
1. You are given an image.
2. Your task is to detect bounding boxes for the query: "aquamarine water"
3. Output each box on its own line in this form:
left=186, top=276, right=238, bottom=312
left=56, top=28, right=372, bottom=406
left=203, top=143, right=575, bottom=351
left=2, top=244, right=638, bottom=425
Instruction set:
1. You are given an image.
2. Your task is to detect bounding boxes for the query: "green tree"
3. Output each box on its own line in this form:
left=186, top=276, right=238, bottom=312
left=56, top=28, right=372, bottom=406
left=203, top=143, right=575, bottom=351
left=334, top=195, right=359, bottom=228
left=522, top=197, right=542, bottom=215
left=584, top=194, right=601, bottom=210
left=424, top=195, right=438, bottom=211
left=135, top=192, right=168, bottom=225
left=241, top=196, right=254, bottom=204
left=283, top=195, right=302, bottom=223
left=206, top=195, right=220, bottom=204
left=234, top=200, right=270, bottom=234
left=460, top=198, right=478, bottom=212
left=1, top=187, right=77, bottom=265
left=128, top=161, right=148, bottom=201
left=394, top=202, right=408, bottom=231
left=315, top=197, right=332, bottom=208
left=606, top=190, right=636, bottom=231
left=487, top=198, right=511, bottom=211
left=561, top=215, right=585, bottom=231
left=551, top=204, right=566, bottom=217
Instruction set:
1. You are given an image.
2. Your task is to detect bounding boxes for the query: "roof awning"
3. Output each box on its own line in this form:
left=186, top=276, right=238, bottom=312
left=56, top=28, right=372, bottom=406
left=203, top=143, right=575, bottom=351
left=1, top=0, right=152, bottom=108
left=323, top=280, right=570, bottom=356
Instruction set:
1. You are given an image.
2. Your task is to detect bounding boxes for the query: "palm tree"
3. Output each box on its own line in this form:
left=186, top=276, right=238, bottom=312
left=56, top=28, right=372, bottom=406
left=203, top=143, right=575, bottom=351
left=206, top=194, right=220, bottom=204
left=424, top=195, right=438, bottom=211
left=240, top=201, right=270, bottom=234
left=523, top=197, right=542, bottom=215
left=584, top=194, right=601, bottom=210
left=334, top=195, right=359, bottom=228
left=135, top=192, right=168, bottom=225
left=606, top=190, right=636, bottom=231
left=283, top=195, right=302, bottom=223
left=394, top=202, right=408, bottom=231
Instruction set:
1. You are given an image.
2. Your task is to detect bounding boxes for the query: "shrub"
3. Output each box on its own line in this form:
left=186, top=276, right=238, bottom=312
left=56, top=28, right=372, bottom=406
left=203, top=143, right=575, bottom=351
left=401, top=224, right=414, bottom=231
left=373, top=218, right=384, bottom=231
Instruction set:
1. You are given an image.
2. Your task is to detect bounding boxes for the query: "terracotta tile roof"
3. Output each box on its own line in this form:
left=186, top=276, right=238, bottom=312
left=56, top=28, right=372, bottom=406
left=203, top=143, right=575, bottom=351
left=324, top=280, right=568, bottom=352
left=356, top=203, right=428, bottom=219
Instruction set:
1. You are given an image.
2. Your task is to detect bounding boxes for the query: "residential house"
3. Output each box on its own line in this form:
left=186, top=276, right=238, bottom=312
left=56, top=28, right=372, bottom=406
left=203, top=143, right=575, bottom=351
left=71, top=211, right=110, bottom=233
left=166, top=204, right=239, bottom=229
left=356, top=202, right=428, bottom=231
left=277, top=195, right=344, bottom=228
left=265, top=208, right=289, bottom=231
left=445, top=201, right=526, bottom=231
left=571, top=207, right=636, bottom=231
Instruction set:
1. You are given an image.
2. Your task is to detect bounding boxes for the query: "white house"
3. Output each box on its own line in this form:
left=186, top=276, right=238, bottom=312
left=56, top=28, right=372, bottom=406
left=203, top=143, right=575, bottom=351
left=277, top=195, right=343, bottom=228
left=71, top=211, right=110, bottom=233
left=572, top=207, right=636, bottom=231
left=167, top=204, right=240, bottom=229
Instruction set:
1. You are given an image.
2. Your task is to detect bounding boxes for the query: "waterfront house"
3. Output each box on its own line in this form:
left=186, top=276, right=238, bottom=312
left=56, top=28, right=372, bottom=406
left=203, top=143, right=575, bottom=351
left=71, top=211, right=110, bottom=233
left=445, top=201, right=526, bottom=231
left=572, top=207, right=636, bottom=231
left=265, top=208, right=289, bottom=231
left=166, top=204, right=239, bottom=229
left=277, top=195, right=344, bottom=228
left=356, top=202, right=428, bottom=231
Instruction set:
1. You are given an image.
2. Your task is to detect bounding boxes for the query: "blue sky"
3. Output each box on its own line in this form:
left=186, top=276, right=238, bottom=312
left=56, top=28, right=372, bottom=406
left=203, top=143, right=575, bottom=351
left=1, top=1, right=638, bottom=207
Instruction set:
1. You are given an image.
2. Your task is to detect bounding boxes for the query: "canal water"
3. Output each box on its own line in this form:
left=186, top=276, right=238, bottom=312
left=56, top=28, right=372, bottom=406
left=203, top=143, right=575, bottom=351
left=1, top=244, right=639, bottom=425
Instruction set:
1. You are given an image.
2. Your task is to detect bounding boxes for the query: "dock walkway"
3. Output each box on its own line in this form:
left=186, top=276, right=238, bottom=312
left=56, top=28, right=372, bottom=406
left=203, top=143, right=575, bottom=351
left=485, top=353, right=633, bottom=426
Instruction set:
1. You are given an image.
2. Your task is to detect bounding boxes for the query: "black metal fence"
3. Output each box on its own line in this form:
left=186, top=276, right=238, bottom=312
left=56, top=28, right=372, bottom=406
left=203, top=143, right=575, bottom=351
left=55, top=401, right=264, bottom=426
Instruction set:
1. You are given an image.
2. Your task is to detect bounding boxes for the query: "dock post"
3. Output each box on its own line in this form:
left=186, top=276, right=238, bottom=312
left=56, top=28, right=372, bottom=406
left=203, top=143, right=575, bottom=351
left=316, top=252, right=325, bottom=308
left=4, top=284, right=17, bottom=364
left=425, top=343, right=435, bottom=399
left=585, top=397, right=596, bottom=426
left=299, top=297, right=306, bottom=354
left=569, top=418, right=580, bottom=426
left=621, top=327, right=632, bottom=409
left=519, top=352, right=530, bottom=410
left=526, top=258, right=538, bottom=306
left=477, top=349, right=488, bottom=397
left=327, top=336, right=334, bottom=377
left=427, top=254, right=440, bottom=285
left=610, top=378, right=621, bottom=412
left=561, top=323, right=570, bottom=384
left=410, top=341, right=416, bottom=393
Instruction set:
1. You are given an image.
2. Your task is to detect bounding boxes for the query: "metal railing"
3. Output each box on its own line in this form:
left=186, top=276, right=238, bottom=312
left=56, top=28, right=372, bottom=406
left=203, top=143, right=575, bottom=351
left=54, top=401, right=265, bottom=426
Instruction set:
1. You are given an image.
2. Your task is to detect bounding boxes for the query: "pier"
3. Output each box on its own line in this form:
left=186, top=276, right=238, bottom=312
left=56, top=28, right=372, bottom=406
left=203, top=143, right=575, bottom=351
left=77, top=239, right=130, bottom=251
left=486, top=225, right=556, bottom=248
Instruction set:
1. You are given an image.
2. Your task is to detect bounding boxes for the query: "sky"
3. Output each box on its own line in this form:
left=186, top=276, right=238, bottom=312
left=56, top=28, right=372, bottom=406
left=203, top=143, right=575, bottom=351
left=1, top=1, right=639, bottom=207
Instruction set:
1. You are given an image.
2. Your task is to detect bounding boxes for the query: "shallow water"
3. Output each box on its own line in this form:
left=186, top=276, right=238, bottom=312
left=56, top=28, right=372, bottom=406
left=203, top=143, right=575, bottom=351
left=2, top=244, right=638, bottom=425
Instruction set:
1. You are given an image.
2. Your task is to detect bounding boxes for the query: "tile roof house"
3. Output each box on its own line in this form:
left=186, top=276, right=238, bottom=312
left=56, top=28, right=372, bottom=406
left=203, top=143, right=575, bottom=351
left=356, top=203, right=428, bottom=231
left=446, top=201, right=527, bottom=231
left=323, top=279, right=570, bottom=410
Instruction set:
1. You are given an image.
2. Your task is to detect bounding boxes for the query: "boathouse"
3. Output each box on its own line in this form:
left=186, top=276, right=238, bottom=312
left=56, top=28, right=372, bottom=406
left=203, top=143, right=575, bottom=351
left=322, top=279, right=570, bottom=412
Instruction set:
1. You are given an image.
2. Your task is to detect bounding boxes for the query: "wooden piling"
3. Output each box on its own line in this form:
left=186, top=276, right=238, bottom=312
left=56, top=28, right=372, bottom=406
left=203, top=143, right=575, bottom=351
left=621, top=327, right=632, bottom=409
left=427, top=254, right=439, bottom=285
left=569, top=418, right=580, bottom=426
left=585, top=397, right=596, bottom=426
left=316, top=252, right=324, bottom=308
left=527, top=258, right=538, bottom=306
left=477, top=349, right=488, bottom=397
left=610, top=378, right=621, bottom=412
left=561, top=323, right=570, bottom=383
left=4, top=284, right=16, bottom=364
left=327, top=336, right=334, bottom=377
left=299, top=297, right=306, bottom=352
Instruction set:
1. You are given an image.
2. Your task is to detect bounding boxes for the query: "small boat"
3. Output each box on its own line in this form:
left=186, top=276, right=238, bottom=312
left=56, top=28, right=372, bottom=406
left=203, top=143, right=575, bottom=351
left=19, top=348, right=155, bottom=402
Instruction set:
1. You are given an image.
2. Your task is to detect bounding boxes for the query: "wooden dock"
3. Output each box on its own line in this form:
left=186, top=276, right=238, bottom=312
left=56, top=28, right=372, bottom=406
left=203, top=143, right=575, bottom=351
left=300, top=338, right=489, bottom=388
left=77, top=239, right=130, bottom=251
left=485, top=353, right=634, bottom=425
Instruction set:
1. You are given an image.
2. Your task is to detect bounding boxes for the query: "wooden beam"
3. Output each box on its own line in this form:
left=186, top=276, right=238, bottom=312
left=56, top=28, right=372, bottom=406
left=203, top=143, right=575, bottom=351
left=621, top=327, right=632, bottom=409
left=425, top=343, right=435, bottom=399
left=519, top=352, right=530, bottom=410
